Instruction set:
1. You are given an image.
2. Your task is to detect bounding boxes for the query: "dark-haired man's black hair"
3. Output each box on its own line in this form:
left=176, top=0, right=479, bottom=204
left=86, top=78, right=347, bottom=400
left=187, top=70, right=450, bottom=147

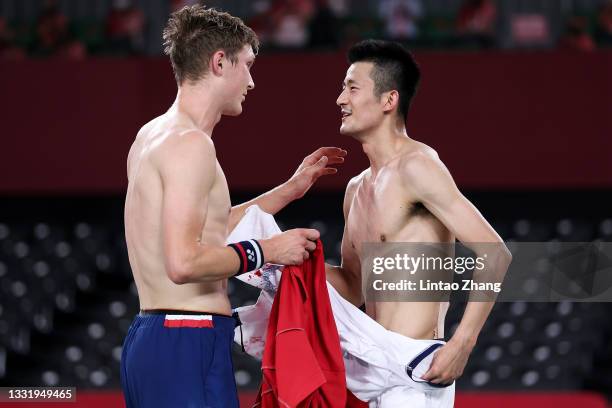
left=348, top=39, right=420, bottom=121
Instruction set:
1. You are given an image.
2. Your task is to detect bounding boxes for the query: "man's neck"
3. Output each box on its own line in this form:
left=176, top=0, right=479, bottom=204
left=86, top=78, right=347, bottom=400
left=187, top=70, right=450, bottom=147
left=361, top=125, right=412, bottom=174
left=172, top=82, right=222, bottom=135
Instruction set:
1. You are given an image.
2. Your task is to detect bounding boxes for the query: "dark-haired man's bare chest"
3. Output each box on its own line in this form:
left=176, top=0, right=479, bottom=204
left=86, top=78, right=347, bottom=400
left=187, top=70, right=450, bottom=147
left=345, top=171, right=439, bottom=258
left=347, top=177, right=420, bottom=245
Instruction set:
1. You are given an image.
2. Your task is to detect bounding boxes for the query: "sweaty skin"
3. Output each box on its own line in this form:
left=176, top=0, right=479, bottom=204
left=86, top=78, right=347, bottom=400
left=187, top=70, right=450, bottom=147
left=327, top=60, right=511, bottom=384
left=342, top=144, right=453, bottom=340
left=125, top=112, right=234, bottom=314
left=125, top=44, right=344, bottom=317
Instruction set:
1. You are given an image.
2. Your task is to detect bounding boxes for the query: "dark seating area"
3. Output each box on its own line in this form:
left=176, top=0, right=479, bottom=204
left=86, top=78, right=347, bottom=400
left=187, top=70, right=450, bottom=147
left=0, top=192, right=611, bottom=398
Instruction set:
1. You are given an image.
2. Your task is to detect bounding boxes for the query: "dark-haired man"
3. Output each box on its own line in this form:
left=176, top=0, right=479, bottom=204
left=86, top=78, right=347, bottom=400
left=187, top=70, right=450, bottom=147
left=326, top=39, right=511, bottom=406
left=121, top=5, right=346, bottom=408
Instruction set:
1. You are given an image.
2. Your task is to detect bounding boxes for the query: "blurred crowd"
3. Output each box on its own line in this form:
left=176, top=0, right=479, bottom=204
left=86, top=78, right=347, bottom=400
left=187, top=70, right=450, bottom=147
left=1, top=0, right=612, bottom=60
left=0, top=0, right=147, bottom=59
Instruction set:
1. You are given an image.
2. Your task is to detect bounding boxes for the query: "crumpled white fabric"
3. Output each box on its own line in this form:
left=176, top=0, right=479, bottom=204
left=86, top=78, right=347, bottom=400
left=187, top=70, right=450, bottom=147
left=226, top=205, right=283, bottom=295
left=328, top=282, right=455, bottom=407
left=228, top=205, right=455, bottom=407
left=225, top=205, right=283, bottom=359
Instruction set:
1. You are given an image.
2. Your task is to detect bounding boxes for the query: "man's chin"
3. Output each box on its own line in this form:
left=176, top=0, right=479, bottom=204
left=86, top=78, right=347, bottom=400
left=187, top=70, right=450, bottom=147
left=339, top=125, right=353, bottom=135
left=223, top=106, right=243, bottom=117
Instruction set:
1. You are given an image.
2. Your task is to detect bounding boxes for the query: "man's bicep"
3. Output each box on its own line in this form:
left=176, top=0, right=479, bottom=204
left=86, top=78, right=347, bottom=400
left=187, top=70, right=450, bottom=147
left=408, top=156, right=501, bottom=243
left=158, top=135, right=217, bottom=271
left=434, top=195, right=502, bottom=243
left=327, top=180, right=362, bottom=305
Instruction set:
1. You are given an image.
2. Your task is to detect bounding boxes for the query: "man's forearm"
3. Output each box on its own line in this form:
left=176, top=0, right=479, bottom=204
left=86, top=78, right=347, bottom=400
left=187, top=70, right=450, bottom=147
left=168, top=243, right=241, bottom=284
left=229, top=181, right=297, bottom=231
left=451, top=244, right=512, bottom=346
left=450, top=301, right=494, bottom=347
left=172, top=237, right=282, bottom=284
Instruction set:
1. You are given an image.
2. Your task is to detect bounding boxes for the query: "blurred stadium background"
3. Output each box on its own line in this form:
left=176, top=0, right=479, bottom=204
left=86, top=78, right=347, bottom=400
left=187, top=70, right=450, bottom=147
left=0, top=0, right=611, bottom=407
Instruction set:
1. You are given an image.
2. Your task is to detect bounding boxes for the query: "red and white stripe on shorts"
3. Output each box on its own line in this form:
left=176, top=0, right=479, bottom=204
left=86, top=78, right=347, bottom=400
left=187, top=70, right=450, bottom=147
left=163, top=314, right=214, bottom=328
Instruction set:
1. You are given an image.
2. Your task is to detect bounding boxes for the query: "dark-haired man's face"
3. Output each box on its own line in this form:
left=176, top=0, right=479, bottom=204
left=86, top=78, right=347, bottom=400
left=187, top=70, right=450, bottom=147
left=221, top=44, right=255, bottom=117
left=336, top=62, right=385, bottom=137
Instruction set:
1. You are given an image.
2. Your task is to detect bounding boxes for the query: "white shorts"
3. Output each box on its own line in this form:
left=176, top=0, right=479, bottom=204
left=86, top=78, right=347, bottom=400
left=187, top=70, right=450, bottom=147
left=328, top=283, right=455, bottom=407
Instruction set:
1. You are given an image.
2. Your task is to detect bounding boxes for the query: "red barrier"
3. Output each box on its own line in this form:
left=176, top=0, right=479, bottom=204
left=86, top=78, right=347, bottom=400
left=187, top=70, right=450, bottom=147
left=0, top=391, right=607, bottom=407
left=1, top=51, right=611, bottom=193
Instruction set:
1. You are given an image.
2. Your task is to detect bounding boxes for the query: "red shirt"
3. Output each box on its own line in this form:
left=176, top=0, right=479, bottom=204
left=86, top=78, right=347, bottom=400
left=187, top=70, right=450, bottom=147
left=254, top=240, right=367, bottom=408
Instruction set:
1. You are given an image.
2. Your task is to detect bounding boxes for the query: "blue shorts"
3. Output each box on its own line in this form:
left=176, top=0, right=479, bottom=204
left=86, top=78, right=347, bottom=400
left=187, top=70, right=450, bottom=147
left=120, top=310, right=239, bottom=408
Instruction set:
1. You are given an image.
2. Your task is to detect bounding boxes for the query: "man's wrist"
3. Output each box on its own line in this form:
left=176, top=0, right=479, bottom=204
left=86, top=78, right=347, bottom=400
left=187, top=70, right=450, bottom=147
left=280, top=178, right=302, bottom=202
left=449, top=330, right=478, bottom=350
left=227, top=240, right=265, bottom=274
left=258, top=238, right=276, bottom=265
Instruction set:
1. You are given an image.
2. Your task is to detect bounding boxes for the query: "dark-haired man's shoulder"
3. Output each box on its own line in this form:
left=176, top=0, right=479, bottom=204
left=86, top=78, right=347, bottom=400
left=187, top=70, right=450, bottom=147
left=398, top=141, right=457, bottom=195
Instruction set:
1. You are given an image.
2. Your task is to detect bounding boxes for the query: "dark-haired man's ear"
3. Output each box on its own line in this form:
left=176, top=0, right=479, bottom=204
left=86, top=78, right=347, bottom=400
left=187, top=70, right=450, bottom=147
left=382, top=90, right=399, bottom=114
left=211, top=50, right=225, bottom=76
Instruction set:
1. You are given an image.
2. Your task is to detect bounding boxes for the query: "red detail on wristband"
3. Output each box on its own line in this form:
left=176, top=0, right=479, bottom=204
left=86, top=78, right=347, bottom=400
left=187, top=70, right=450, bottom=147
left=235, top=243, right=248, bottom=273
